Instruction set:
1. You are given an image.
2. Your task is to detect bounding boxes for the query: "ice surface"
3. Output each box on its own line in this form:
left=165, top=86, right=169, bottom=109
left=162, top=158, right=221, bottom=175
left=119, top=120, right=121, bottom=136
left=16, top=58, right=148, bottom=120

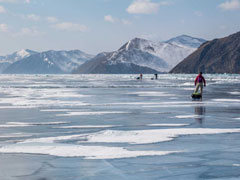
left=0, top=74, right=240, bottom=179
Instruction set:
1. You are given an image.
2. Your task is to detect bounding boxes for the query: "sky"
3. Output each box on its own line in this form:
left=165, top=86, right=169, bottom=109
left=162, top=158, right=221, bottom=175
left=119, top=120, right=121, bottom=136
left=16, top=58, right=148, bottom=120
left=0, top=0, right=240, bottom=56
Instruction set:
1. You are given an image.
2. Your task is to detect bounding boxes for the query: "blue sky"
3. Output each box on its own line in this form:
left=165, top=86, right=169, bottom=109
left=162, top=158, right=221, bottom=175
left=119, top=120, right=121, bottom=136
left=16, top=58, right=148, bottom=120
left=0, top=0, right=240, bottom=55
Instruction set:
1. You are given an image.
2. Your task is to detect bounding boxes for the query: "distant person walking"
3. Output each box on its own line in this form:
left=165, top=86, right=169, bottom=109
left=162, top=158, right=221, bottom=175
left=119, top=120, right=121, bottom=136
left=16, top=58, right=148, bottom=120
left=154, top=74, right=158, bottom=80
left=194, top=72, right=206, bottom=95
left=136, top=74, right=143, bottom=80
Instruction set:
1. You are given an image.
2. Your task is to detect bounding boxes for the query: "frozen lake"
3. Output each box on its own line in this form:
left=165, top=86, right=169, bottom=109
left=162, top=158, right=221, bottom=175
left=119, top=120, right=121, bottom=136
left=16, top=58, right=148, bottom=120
left=0, top=74, right=240, bottom=180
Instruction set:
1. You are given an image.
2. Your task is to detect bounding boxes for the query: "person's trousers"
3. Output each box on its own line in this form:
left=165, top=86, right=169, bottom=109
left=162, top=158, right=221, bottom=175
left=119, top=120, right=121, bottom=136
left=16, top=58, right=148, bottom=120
left=195, top=83, right=203, bottom=94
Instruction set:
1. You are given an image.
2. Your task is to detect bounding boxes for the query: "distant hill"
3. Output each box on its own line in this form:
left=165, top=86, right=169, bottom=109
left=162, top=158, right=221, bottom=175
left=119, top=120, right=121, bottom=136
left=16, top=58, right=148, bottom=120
left=3, top=50, right=94, bottom=74
left=0, top=49, right=37, bottom=73
left=170, top=31, right=240, bottom=74
left=74, top=35, right=205, bottom=74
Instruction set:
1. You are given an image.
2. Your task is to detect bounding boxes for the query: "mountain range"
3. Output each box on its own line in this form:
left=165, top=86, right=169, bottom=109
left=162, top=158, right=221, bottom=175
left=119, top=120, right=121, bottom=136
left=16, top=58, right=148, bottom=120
left=170, top=31, right=240, bottom=74
left=2, top=50, right=94, bottom=74
left=74, top=35, right=206, bottom=74
left=0, top=35, right=205, bottom=74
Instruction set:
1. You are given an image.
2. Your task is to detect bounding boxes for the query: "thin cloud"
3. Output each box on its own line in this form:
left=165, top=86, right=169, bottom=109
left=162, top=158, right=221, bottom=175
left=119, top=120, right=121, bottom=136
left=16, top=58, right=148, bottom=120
left=194, top=11, right=203, bottom=17
left=0, top=23, right=8, bottom=32
left=122, top=19, right=132, bottom=25
left=104, top=15, right=115, bottom=23
left=218, top=0, right=240, bottom=11
left=46, top=16, right=58, bottom=23
left=127, top=0, right=171, bottom=14
left=13, top=27, right=43, bottom=37
left=51, top=22, right=88, bottom=32
left=0, top=6, right=6, bottom=13
left=0, top=0, right=30, bottom=3
left=180, top=19, right=185, bottom=24
left=26, top=14, right=40, bottom=21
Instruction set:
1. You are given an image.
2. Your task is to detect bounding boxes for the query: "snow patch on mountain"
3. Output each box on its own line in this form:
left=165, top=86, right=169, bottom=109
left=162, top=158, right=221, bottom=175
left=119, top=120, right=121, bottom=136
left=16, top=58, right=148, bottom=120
left=16, top=49, right=31, bottom=59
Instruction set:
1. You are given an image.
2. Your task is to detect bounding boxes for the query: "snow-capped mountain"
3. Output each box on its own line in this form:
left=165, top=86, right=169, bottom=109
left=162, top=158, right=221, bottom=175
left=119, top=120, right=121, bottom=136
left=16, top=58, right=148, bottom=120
left=73, top=51, right=161, bottom=74
left=74, top=35, right=206, bottom=74
left=165, top=35, right=206, bottom=48
left=0, top=49, right=37, bottom=72
left=0, top=49, right=37, bottom=63
left=3, top=50, right=94, bottom=74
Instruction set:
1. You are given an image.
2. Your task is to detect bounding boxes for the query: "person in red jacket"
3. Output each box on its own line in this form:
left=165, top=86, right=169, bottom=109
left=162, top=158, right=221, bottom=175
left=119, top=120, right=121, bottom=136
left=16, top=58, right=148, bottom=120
left=194, top=72, right=206, bottom=95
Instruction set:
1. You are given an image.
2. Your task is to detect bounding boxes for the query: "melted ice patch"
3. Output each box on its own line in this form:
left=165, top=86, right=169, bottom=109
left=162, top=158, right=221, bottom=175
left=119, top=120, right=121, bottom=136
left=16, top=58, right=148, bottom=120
left=0, top=143, right=179, bottom=159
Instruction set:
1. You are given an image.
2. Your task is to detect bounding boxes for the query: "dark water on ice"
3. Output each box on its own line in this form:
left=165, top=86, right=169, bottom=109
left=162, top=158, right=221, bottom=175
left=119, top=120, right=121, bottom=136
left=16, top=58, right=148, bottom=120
left=0, top=74, right=240, bottom=180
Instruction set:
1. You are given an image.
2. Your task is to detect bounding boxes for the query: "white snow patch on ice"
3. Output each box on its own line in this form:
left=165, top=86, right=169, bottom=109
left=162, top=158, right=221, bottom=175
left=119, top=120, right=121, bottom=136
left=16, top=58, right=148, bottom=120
left=212, top=99, right=240, bottom=102
left=0, top=122, right=67, bottom=128
left=56, top=111, right=128, bottom=116
left=56, top=125, right=121, bottom=129
left=229, top=92, right=240, bottom=95
left=0, top=143, right=179, bottom=159
left=0, top=133, right=31, bottom=138
left=85, top=128, right=240, bottom=144
left=175, top=115, right=200, bottom=119
left=40, top=109, right=72, bottom=112
left=126, top=91, right=174, bottom=97
left=147, top=124, right=188, bottom=127
left=20, top=128, right=240, bottom=145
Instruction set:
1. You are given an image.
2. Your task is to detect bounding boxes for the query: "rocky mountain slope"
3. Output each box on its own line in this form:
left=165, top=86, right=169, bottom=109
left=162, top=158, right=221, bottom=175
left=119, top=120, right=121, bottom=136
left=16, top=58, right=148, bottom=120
left=170, top=31, right=240, bottom=74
